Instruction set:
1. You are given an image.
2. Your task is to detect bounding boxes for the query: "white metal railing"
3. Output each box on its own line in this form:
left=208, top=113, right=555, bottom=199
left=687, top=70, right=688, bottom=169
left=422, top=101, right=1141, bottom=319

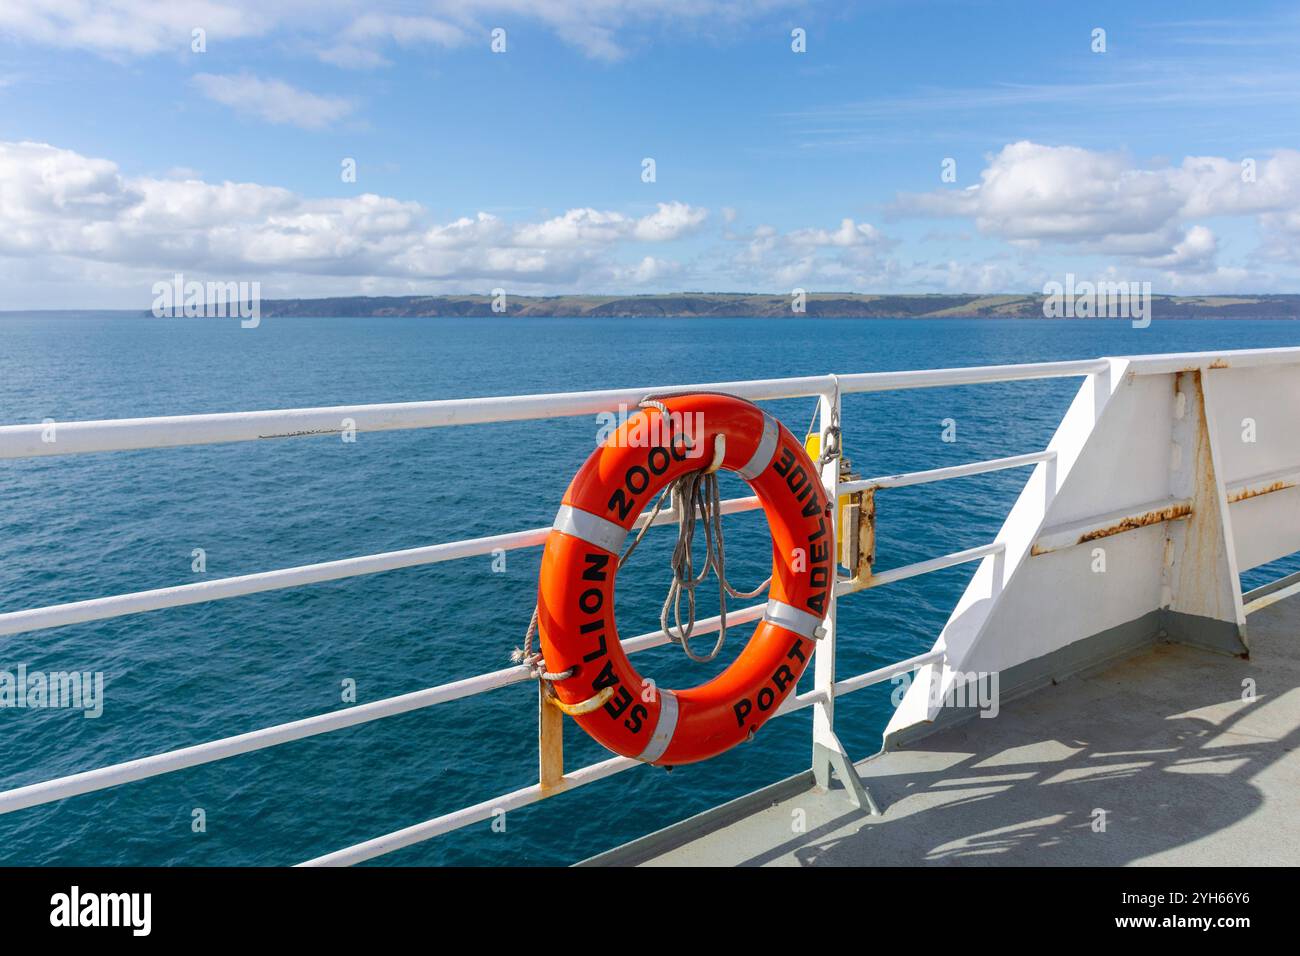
left=0, top=357, right=1107, bottom=866
left=840, top=449, right=1057, bottom=493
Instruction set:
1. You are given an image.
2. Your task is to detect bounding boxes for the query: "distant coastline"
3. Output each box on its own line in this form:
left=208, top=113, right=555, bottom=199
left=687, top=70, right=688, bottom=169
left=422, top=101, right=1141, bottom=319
left=4, top=293, right=1300, bottom=320
left=216, top=292, right=1300, bottom=319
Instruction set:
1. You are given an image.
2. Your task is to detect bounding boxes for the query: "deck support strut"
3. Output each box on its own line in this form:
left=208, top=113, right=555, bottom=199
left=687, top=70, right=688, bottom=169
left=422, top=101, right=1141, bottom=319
left=813, top=729, right=881, bottom=814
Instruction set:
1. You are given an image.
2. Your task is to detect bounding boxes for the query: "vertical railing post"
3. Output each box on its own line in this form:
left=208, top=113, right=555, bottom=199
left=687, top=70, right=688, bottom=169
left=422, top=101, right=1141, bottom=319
left=538, top=683, right=565, bottom=793
left=811, top=381, right=881, bottom=814
left=811, top=385, right=841, bottom=777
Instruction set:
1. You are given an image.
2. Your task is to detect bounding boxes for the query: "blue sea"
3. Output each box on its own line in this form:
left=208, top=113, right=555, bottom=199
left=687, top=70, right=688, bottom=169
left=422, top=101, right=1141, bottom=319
left=2, top=315, right=1298, bottom=866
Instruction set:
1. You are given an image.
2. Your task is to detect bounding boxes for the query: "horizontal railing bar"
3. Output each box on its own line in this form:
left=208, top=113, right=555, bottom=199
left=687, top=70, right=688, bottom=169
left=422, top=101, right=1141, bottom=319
left=0, top=668, right=528, bottom=815
left=299, top=755, right=639, bottom=867
left=650, top=494, right=761, bottom=525
left=3, top=378, right=839, bottom=460
left=301, top=684, right=830, bottom=867
left=840, top=450, right=1056, bottom=494
left=621, top=602, right=764, bottom=654
left=0, top=527, right=548, bottom=638
left=837, top=541, right=1004, bottom=595
left=1243, top=570, right=1300, bottom=616
left=776, top=687, right=827, bottom=717
left=833, top=650, right=944, bottom=697
left=0, top=359, right=1108, bottom=460
left=0, top=602, right=767, bottom=815
left=0, top=494, right=766, bottom=639
left=834, top=358, right=1109, bottom=394
left=1123, top=346, right=1300, bottom=377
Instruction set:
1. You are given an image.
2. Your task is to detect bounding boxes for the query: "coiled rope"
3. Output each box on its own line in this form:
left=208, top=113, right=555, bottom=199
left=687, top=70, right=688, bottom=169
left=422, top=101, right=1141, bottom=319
left=612, top=398, right=770, bottom=663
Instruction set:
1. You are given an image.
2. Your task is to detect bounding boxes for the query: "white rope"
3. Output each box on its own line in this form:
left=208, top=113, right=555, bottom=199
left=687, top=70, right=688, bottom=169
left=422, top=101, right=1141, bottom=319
left=616, top=398, right=770, bottom=664
left=510, top=608, right=573, bottom=682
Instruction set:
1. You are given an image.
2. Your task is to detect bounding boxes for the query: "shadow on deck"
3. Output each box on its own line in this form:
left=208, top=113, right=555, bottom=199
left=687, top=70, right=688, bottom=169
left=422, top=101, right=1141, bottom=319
left=586, top=592, right=1300, bottom=867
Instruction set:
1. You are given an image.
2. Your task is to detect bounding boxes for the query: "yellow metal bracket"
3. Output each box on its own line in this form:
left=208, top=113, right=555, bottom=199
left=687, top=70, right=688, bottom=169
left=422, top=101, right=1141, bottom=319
left=547, top=685, right=615, bottom=716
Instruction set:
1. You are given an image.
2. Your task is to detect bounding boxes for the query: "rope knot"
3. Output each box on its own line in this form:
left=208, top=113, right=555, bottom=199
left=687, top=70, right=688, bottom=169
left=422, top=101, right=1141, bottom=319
left=511, top=610, right=574, bottom=681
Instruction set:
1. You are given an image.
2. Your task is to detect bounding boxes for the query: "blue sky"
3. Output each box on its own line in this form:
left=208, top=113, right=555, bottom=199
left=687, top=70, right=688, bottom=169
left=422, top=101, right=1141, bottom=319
left=2, top=0, right=1299, bottom=307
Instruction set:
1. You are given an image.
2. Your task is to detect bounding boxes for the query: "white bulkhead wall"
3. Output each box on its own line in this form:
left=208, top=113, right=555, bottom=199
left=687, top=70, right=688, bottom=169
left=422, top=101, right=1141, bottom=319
left=886, top=350, right=1300, bottom=742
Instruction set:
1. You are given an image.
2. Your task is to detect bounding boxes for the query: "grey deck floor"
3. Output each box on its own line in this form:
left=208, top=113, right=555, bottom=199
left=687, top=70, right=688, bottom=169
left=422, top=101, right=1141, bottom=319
left=602, top=594, right=1300, bottom=866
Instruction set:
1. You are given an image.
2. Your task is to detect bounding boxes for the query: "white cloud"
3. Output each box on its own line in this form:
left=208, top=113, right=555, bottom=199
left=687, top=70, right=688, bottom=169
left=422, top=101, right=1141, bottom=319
left=9, top=136, right=1295, bottom=306
left=1138, top=224, right=1218, bottom=272
left=632, top=201, right=709, bottom=241
left=0, top=0, right=800, bottom=63
left=727, top=217, right=891, bottom=288
left=505, top=202, right=706, bottom=247
left=318, top=13, right=466, bottom=68
left=0, top=0, right=274, bottom=56
left=513, top=208, right=633, bottom=246
left=0, top=140, right=711, bottom=302
left=419, top=1, right=800, bottom=61
left=192, top=72, right=356, bottom=129
left=616, top=255, right=682, bottom=284
left=894, top=141, right=1300, bottom=277
left=787, top=217, right=882, bottom=247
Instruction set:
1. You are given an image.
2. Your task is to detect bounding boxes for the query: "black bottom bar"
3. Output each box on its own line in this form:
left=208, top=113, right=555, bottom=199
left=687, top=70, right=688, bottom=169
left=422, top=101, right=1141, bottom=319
left=0, top=865, right=1286, bottom=941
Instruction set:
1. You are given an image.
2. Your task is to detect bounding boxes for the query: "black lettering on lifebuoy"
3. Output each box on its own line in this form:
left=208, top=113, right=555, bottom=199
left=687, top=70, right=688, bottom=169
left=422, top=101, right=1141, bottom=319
left=591, top=659, right=619, bottom=692
left=626, top=465, right=650, bottom=494
left=772, top=445, right=796, bottom=477
left=578, top=587, right=603, bottom=614
left=608, top=488, right=634, bottom=521
left=647, top=446, right=670, bottom=475
left=786, top=639, right=807, bottom=664
left=581, top=552, right=609, bottom=581
left=581, top=629, right=608, bottom=663
left=757, top=687, right=775, bottom=712
left=604, top=685, right=633, bottom=720
left=801, top=492, right=823, bottom=519
left=624, top=704, right=648, bottom=733
left=733, top=697, right=753, bottom=728
left=772, top=664, right=795, bottom=693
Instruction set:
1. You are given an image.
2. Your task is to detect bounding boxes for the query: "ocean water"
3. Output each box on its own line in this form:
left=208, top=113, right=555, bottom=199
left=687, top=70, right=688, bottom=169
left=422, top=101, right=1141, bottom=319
left=1, top=315, right=1298, bottom=866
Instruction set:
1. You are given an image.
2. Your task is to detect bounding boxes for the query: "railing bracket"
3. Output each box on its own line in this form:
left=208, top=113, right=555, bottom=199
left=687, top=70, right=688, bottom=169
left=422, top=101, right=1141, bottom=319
left=813, top=730, right=881, bottom=815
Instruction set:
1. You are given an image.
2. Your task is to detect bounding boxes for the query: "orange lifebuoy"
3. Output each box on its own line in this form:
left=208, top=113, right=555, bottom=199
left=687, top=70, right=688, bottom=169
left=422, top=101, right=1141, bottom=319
left=537, top=393, right=836, bottom=765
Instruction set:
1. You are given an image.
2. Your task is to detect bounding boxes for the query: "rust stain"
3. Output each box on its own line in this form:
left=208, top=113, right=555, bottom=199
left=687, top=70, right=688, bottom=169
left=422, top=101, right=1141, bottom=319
left=1229, top=480, right=1294, bottom=503
left=1208, top=358, right=1230, bottom=369
left=858, top=487, right=877, bottom=576
left=1076, top=502, right=1193, bottom=544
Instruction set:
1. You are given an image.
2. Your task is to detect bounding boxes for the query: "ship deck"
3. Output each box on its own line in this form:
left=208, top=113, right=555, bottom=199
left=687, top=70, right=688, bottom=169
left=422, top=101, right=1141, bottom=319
left=584, top=591, right=1300, bottom=867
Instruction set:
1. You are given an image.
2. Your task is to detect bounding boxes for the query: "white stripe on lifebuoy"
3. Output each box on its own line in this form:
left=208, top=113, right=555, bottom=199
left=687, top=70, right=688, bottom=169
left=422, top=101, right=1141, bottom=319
left=552, top=503, right=628, bottom=554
